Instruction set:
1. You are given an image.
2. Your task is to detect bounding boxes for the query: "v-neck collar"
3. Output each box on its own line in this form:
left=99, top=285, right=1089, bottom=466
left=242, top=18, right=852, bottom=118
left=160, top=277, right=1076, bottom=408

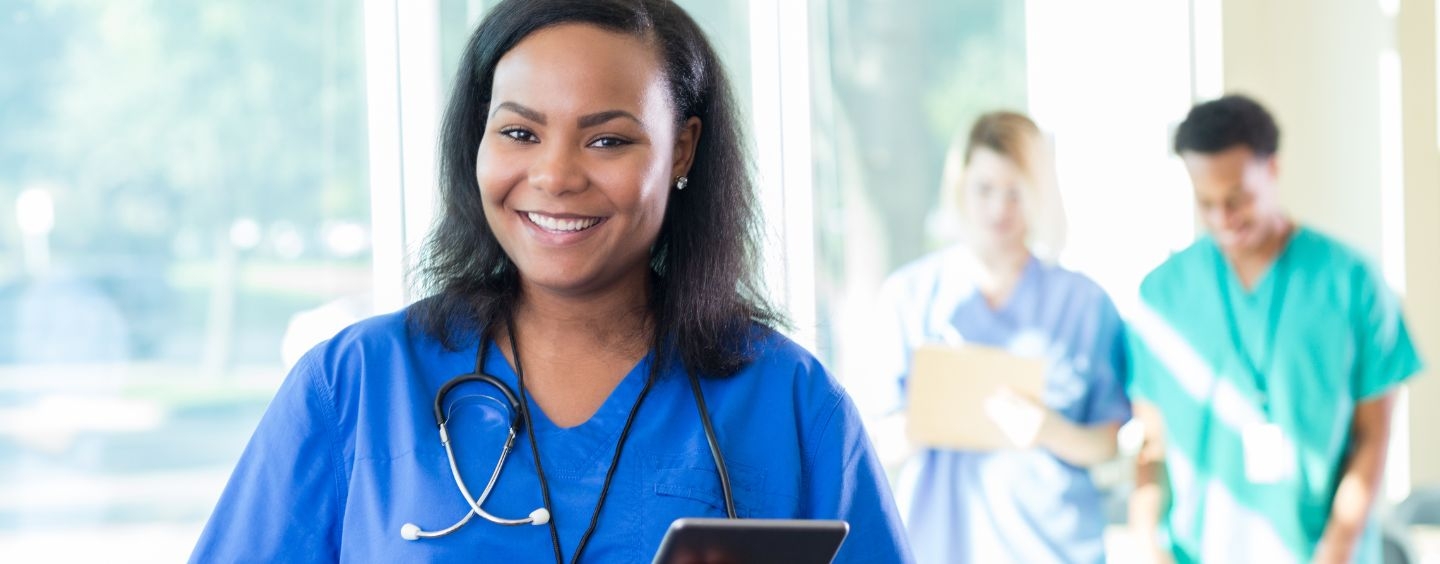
left=1207, top=228, right=1304, bottom=414
left=1210, top=226, right=1303, bottom=299
left=479, top=339, right=654, bottom=474
left=942, top=254, right=1043, bottom=344
left=966, top=254, right=1041, bottom=318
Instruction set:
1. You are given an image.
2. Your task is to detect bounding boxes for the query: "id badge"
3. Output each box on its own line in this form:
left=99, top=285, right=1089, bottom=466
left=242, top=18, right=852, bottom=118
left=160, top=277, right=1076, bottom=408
left=1242, top=423, right=1292, bottom=484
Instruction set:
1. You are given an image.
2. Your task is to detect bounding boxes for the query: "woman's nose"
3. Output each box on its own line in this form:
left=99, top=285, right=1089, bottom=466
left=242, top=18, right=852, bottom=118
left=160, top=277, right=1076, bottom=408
left=528, top=144, right=586, bottom=196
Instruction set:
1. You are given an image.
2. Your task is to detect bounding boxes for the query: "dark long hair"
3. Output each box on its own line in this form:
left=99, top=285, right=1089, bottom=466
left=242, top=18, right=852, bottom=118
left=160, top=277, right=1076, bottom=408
left=410, top=0, right=782, bottom=377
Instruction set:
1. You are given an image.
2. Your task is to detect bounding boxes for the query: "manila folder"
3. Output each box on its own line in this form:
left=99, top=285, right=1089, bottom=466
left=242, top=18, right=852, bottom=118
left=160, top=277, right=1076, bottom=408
left=905, top=344, right=1046, bottom=451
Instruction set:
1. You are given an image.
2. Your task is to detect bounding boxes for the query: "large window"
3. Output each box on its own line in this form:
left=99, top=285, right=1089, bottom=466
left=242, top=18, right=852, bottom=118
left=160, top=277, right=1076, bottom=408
left=808, top=0, right=1030, bottom=383
left=808, top=0, right=1198, bottom=383
left=0, top=1, right=754, bottom=561
left=0, top=1, right=371, bottom=560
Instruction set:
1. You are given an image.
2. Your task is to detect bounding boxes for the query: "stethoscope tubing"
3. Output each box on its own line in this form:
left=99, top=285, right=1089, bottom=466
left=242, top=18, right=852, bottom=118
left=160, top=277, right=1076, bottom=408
left=442, top=426, right=538, bottom=526
left=403, top=336, right=734, bottom=543
left=402, top=372, right=547, bottom=540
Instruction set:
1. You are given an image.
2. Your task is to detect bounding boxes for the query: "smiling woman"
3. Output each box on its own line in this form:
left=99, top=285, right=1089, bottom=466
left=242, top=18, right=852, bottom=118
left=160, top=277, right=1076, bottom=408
left=417, top=1, right=766, bottom=381
left=187, top=1, right=912, bottom=563
left=476, top=24, right=694, bottom=308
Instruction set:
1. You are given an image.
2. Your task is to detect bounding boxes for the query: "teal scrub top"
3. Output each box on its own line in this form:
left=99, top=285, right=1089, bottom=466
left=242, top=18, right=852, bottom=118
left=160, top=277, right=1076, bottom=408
left=1128, top=226, right=1421, bottom=564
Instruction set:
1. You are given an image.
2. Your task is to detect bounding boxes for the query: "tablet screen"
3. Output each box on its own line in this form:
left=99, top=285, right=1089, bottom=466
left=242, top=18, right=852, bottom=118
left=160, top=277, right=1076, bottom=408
left=651, top=518, right=849, bottom=564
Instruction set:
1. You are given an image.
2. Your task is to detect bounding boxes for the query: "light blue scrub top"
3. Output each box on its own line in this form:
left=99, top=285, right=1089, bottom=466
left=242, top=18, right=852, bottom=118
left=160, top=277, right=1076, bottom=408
left=191, top=310, right=912, bottom=563
left=865, top=247, right=1131, bottom=564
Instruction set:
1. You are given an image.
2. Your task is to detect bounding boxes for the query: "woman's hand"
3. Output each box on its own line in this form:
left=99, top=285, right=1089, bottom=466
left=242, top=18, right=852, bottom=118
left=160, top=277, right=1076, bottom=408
left=986, top=386, right=1121, bottom=466
left=982, top=387, right=1053, bottom=448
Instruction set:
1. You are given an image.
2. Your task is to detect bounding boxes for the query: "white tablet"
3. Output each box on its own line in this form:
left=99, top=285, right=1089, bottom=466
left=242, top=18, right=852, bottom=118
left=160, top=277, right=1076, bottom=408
left=651, top=518, right=849, bottom=564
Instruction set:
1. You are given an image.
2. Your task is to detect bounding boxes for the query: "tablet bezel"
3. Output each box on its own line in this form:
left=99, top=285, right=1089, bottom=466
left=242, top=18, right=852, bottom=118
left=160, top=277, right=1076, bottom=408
left=650, top=518, right=850, bottom=564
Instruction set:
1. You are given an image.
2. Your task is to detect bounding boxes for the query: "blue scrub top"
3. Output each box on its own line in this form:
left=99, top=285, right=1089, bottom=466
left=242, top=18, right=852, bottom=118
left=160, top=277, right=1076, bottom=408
left=862, top=247, right=1131, bottom=564
left=190, top=310, right=912, bottom=563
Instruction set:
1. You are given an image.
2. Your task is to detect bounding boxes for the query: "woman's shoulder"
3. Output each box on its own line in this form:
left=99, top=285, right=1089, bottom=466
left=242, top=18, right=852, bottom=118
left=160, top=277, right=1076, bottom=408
left=877, top=245, right=971, bottom=307
left=1033, top=260, right=1113, bottom=307
left=301, top=309, right=429, bottom=367
left=1042, top=258, right=1105, bottom=294
left=730, top=325, right=846, bottom=410
left=711, top=326, right=862, bottom=463
left=290, top=308, right=456, bottom=405
left=740, top=325, right=823, bottom=374
left=883, top=245, right=966, bottom=286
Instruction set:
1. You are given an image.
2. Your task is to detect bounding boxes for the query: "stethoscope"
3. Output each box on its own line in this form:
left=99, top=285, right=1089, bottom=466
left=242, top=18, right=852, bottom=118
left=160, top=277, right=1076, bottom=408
left=399, top=368, right=550, bottom=541
left=399, top=330, right=737, bottom=551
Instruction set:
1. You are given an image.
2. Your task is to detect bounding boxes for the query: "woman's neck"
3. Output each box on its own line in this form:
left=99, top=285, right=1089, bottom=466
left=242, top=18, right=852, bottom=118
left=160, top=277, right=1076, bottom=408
left=498, top=270, right=654, bottom=428
left=509, top=270, right=654, bottom=358
left=969, top=241, right=1031, bottom=309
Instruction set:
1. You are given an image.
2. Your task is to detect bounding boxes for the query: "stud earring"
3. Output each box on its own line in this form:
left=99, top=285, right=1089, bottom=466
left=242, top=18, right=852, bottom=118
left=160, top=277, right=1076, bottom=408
left=675, top=176, right=688, bottom=190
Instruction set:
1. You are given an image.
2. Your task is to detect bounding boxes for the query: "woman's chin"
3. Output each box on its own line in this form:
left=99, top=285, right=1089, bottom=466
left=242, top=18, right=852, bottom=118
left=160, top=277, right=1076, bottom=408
left=973, top=231, right=1026, bottom=252
left=516, top=268, right=594, bottom=295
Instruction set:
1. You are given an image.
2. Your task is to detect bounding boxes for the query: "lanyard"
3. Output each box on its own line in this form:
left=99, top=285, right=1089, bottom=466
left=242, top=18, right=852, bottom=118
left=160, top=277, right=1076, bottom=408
left=1212, top=243, right=1291, bottom=419
left=506, top=321, right=657, bottom=564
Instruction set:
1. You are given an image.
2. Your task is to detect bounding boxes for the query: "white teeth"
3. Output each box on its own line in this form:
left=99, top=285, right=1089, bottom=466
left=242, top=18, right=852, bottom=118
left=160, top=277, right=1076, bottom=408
left=527, top=212, right=600, bottom=233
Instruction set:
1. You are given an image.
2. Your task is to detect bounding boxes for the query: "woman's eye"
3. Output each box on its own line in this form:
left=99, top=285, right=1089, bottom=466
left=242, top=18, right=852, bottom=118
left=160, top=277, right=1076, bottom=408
left=589, top=136, right=630, bottom=149
left=500, top=128, right=537, bottom=143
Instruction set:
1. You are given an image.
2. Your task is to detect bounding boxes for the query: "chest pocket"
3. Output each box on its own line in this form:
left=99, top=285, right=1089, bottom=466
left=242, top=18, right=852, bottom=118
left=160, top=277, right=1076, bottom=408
left=621, top=457, right=787, bottom=562
left=649, top=460, right=767, bottom=518
left=1273, top=308, right=1354, bottom=439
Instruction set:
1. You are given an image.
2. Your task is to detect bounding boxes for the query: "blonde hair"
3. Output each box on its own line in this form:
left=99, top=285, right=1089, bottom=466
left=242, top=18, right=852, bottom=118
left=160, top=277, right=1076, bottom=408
left=932, top=111, right=1067, bottom=262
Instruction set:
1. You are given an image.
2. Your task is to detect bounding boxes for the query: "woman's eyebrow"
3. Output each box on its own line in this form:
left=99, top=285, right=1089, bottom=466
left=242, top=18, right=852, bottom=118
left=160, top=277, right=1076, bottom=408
left=491, top=103, right=641, bottom=130
left=578, top=110, right=642, bottom=129
left=491, top=101, right=546, bottom=124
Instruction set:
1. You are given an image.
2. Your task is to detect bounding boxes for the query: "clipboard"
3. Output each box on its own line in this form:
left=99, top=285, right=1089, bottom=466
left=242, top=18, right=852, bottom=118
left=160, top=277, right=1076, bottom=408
left=905, top=344, right=1046, bottom=451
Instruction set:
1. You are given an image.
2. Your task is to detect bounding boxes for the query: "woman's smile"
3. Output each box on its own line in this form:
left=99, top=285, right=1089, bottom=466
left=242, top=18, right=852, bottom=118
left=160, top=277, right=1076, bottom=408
left=519, top=210, right=608, bottom=245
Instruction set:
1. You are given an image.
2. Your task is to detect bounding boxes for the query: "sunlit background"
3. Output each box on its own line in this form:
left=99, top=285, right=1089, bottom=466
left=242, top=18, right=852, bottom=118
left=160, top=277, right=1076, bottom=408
left=2, top=0, right=1438, bottom=562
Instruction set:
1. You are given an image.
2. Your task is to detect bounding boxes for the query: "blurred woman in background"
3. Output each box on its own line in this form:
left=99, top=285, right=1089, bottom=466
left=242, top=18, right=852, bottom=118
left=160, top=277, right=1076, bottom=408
left=860, top=111, right=1131, bottom=563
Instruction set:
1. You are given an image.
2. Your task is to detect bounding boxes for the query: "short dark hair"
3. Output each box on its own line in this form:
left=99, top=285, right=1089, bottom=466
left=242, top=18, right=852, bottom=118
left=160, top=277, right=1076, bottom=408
left=410, top=0, right=781, bottom=377
left=1173, top=94, right=1280, bottom=158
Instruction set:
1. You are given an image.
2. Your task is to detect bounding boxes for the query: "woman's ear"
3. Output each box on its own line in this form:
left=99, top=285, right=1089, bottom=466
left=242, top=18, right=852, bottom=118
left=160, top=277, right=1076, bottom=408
left=671, top=116, right=702, bottom=180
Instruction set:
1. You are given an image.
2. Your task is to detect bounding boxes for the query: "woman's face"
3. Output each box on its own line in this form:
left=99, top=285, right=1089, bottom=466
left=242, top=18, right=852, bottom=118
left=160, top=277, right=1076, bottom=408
left=961, top=147, right=1029, bottom=252
left=477, top=24, right=699, bottom=298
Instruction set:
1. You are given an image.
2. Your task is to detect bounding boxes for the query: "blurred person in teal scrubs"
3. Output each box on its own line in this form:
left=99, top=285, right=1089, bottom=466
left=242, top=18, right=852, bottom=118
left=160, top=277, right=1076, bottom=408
left=859, top=111, right=1131, bottom=563
left=1127, top=94, right=1422, bottom=564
